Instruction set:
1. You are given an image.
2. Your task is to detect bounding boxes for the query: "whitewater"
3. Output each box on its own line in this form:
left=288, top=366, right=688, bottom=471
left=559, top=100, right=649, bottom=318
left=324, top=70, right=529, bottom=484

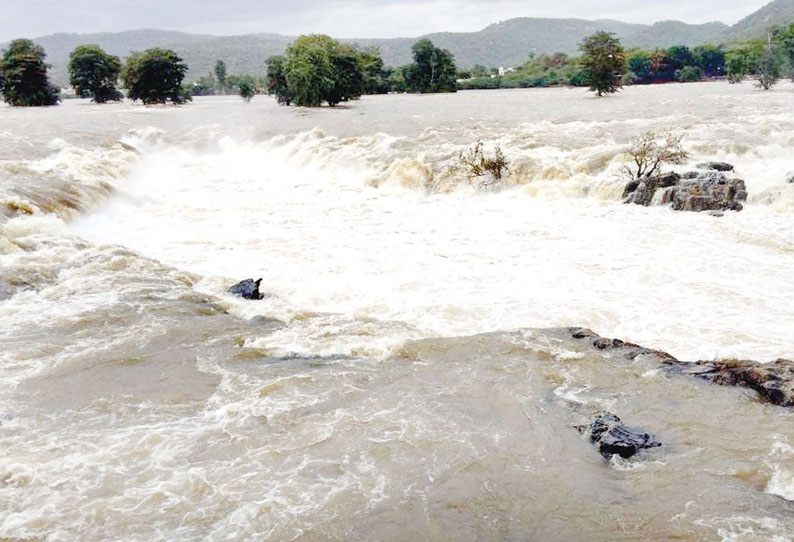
left=2, top=83, right=794, bottom=541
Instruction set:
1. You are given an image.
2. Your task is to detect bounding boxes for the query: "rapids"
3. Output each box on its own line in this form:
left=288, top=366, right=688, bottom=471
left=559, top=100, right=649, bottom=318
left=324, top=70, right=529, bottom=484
left=1, top=83, right=794, bottom=541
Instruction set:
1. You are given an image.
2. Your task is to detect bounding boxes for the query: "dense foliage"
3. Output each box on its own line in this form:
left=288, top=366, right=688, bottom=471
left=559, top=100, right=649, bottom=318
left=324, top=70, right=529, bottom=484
left=265, top=35, right=368, bottom=107
left=402, top=39, right=458, bottom=93
left=68, top=45, right=122, bottom=102
left=579, top=32, right=625, bottom=96
left=0, top=39, right=60, bottom=106
left=123, top=48, right=191, bottom=104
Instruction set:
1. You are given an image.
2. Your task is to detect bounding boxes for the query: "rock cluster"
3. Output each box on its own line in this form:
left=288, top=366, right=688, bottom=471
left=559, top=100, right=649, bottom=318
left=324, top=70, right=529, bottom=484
left=623, top=162, right=747, bottom=213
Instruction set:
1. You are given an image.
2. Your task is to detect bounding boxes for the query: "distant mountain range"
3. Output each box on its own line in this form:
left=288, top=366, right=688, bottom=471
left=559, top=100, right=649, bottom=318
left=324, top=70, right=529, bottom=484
left=3, top=0, right=793, bottom=86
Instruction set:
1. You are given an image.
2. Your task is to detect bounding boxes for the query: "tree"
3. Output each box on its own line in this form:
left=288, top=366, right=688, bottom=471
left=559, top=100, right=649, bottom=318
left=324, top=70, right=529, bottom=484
left=238, top=79, right=255, bottom=102
left=266, top=35, right=367, bottom=107
left=214, top=59, right=227, bottom=93
left=757, top=43, right=780, bottom=90
left=123, top=48, right=190, bottom=104
left=265, top=55, right=291, bottom=104
left=0, top=39, right=60, bottom=106
left=404, top=39, right=457, bottom=93
left=693, top=44, right=725, bottom=77
left=628, top=51, right=654, bottom=83
left=623, top=131, right=689, bottom=180
left=579, top=32, right=625, bottom=96
left=68, top=45, right=122, bottom=103
left=667, top=46, right=696, bottom=72
left=726, top=54, right=747, bottom=83
left=358, top=47, right=390, bottom=94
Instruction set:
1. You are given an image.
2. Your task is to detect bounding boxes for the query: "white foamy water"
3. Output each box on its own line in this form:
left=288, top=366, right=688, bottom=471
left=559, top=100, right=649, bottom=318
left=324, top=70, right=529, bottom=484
left=2, top=84, right=794, bottom=541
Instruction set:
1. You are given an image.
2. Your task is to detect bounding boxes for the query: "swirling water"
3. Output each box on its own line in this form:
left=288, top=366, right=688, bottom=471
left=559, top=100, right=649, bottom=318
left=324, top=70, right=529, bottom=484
left=2, top=83, right=794, bottom=541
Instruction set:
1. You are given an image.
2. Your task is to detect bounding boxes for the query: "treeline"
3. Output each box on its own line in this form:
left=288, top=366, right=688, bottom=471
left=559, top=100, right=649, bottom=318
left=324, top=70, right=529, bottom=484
left=0, top=34, right=459, bottom=107
left=4, top=25, right=794, bottom=107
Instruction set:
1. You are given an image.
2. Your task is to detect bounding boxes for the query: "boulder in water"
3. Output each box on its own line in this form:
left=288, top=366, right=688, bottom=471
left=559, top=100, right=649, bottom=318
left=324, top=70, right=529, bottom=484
left=228, top=278, right=264, bottom=300
left=589, top=412, right=662, bottom=459
left=697, top=162, right=734, bottom=172
left=623, top=170, right=747, bottom=212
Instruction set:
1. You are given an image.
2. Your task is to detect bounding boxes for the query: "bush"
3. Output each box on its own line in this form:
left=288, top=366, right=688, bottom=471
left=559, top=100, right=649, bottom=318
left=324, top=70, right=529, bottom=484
left=123, top=48, right=191, bottom=104
left=675, top=66, right=701, bottom=82
left=459, top=142, right=510, bottom=186
left=0, top=39, right=60, bottom=106
left=624, top=132, right=689, bottom=180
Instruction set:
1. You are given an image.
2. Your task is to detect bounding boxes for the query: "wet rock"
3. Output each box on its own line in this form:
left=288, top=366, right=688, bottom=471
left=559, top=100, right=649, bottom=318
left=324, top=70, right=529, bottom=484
left=569, top=327, right=678, bottom=364
left=590, top=412, right=662, bottom=459
left=697, top=162, right=734, bottom=172
left=667, top=358, right=794, bottom=407
left=570, top=328, right=794, bottom=408
left=228, top=278, right=264, bottom=300
left=623, top=170, right=747, bottom=213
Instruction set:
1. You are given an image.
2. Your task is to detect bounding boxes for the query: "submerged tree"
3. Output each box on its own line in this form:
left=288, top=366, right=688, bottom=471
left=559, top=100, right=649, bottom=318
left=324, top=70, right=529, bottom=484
left=0, top=39, right=60, bottom=106
left=68, top=45, right=122, bottom=102
left=403, top=39, right=457, bottom=93
left=265, top=55, right=291, bottom=105
left=756, top=40, right=780, bottom=90
left=266, top=35, right=368, bottom=107
left=214, top=59, right=227, bottom=92
left=579, top=32, right=625, bottom=96
left=123, top=48, right=190, bottom=104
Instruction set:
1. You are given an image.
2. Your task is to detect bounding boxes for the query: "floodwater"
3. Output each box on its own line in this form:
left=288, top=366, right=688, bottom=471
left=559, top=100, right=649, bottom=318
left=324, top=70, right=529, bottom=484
left=1, top=83, right=794, bottom=541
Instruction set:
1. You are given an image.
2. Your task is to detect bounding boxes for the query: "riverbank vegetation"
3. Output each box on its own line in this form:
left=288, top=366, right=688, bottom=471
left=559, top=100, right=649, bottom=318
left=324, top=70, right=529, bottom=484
left=4, top=20, right=794, bottom=107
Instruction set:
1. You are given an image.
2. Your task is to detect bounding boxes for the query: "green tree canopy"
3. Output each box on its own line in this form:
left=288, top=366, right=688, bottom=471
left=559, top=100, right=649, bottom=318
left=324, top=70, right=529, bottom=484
left=68, top=45, right=122, bottom=103
left=579, top=32, right=625, bottom=96
left=404, top=39, right=458, bottom=93
left=123, top=48, right=190, bottom=104
left=0, top=39, right=60, bottom=106
left=266, top=34, right=368, bottom=107
left=265, top=55, right=291, bottom=105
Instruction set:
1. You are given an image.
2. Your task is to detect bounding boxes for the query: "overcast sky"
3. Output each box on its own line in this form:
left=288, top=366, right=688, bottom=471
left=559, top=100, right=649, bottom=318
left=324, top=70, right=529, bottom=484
left=0, top=0, right=772, bottom=41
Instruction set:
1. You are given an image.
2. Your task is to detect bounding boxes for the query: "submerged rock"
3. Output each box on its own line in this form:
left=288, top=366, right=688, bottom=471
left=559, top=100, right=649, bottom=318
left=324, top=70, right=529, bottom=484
left=589, top=412, right=662, bottom=459
left=697, top=162, right=734, bottom=172
left=228, top=278, right=264, bottom=300
left=570, top=328, right=794, bottom=408
left=623, top=170, right=747, bottom=212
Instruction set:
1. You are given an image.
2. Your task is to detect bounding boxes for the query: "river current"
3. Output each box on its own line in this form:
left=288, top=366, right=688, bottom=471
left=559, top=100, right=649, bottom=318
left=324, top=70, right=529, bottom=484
left=2, top=83, right=794, bottom=541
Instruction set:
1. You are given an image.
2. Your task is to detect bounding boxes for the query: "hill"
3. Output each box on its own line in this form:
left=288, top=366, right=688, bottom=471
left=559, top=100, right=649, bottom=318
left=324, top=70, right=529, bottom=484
left=724, top=0, right=794, bottom=41
left=2, top=1, right=792, bottom=86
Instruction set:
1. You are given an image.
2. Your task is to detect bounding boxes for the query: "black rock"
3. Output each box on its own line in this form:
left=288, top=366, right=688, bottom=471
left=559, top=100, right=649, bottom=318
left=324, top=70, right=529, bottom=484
left=590, top=412, right=661, bottom=459
left=228, top=278, right=264, bottom=300
left=697, top=162, right=734, bottom=172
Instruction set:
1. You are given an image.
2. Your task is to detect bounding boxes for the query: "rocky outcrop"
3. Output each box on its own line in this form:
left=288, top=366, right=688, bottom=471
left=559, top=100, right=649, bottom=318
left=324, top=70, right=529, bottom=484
left=668, top=359, right=794, bottom=408
left=569, top=328, right=794, bottom=408
left=623, top=168, right=747, bottom=213
left=228, top=278, right=264, bottom=300
left=589, top=412, right=662, bottom=459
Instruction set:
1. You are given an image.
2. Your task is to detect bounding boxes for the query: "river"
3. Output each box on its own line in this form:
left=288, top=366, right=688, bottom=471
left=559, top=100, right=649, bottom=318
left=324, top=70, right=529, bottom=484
left=1, top=83, right=794, bottom=541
